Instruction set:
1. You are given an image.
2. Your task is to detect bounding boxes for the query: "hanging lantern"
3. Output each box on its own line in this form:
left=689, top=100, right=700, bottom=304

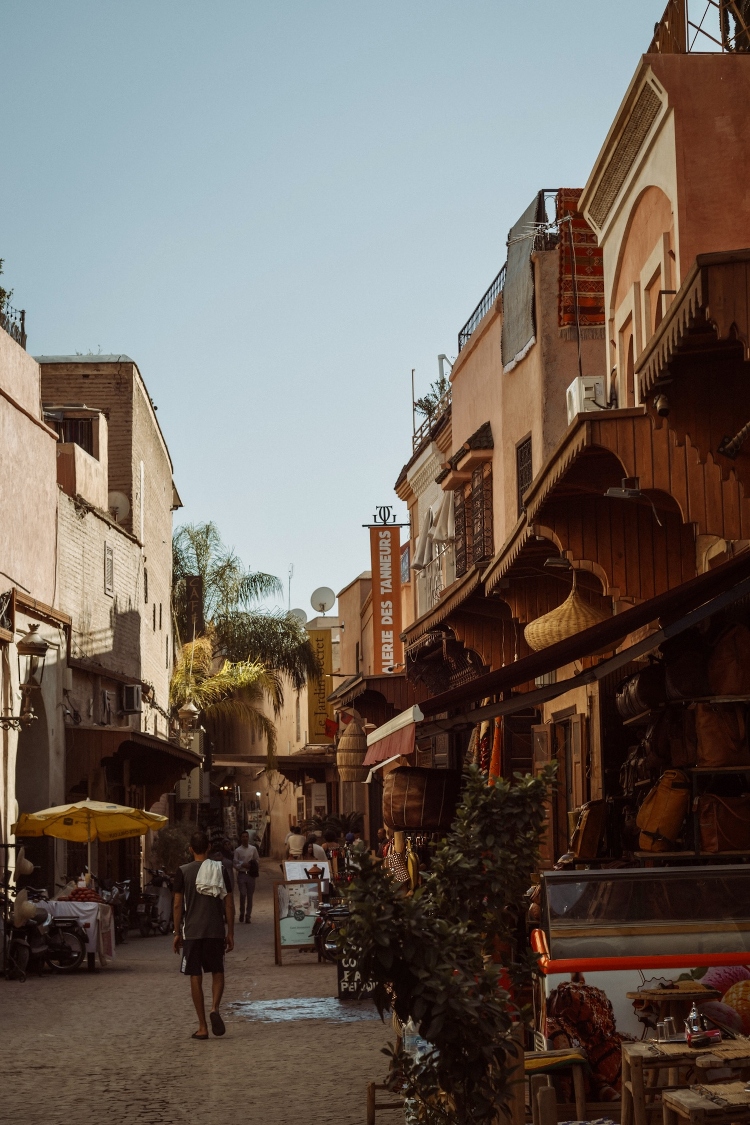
left=336, top=716, right=368, bottom=782
left=524, top=572, right=610, bottom=652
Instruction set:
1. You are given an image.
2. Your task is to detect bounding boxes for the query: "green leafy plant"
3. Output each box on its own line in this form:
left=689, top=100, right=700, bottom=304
left=0, top=259, right=12, bottom=313
left=414, top=372, right=450, bottom=422
left=340, top=763, right=556, bottom=1125
left=150, top=824, right=193, bottom=873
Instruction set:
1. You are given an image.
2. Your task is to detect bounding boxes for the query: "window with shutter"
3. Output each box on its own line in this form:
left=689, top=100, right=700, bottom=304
left=516, top=437, right=532, bottom=515
left=104, top=543, right=114, bottom=596
left=471, top=462, right=494, bottom=565
left=454, top=486, right=467, bottom=578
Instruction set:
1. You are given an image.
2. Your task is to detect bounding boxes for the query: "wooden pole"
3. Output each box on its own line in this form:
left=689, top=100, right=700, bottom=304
left=537, top=1085, right=557, bottom=1125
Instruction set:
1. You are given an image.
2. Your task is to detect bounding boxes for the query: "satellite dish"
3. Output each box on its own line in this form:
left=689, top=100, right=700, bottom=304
left=108, top=491, right=130, bottom=523
left=289, top=607, right=308, bottom=624
left=310, top=586, right=335, bottom=614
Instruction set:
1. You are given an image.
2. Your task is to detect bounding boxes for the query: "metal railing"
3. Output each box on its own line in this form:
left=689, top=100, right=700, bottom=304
left=457, top=264, right=506, bottom=353
left=649, top=0, right=750, bottom=52
left=0, top=304, right=26, bottom=350
left=412, top=387, right=451, bottom=452
left=416, top=543, right=456, bottom=616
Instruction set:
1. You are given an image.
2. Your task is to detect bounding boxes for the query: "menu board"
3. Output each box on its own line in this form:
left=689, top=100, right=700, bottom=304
left=273, top=880, right=321, bottom=964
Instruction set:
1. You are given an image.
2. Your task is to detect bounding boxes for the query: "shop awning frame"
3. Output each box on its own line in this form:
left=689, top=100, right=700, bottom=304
left=418, top=564, right=750, bottom=735
left=418, top=548, right=750, bottom=718
left=363, top=704, right=424, bottom=767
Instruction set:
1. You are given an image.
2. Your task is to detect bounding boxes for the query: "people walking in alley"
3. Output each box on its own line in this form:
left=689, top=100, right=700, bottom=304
left=287, top=825, right=306, bottom=858
left=233, top=830, right=260, bottom=923
left=173, top=831, right=234, bottom=1040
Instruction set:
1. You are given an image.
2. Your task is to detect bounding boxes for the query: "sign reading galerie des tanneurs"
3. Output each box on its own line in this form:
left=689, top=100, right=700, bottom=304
left=369, top=524, right=403, bottom=675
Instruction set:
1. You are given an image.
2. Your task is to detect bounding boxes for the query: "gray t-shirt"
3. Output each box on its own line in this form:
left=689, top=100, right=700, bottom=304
left=174, top=860, right=231, bottom=941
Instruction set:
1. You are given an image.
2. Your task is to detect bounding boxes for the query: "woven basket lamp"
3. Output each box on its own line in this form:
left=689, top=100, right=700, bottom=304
left=524, top=572, right=610, bottom=652
left=336, top=715, right=369, bottom=782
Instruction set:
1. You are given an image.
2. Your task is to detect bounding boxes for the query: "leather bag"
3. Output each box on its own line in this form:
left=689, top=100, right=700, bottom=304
left=698, top=793, right=750, bottom=853
left=382, top=767, right=463, bottom=831
left=636, top=770, right=691, bottom=852
left=695, top=703, right=750, bottom=767
left=569, top=800, right=607, bottom=859
left=662, top=630, right=710, bottom=701
left=708, top=624, right=750, bottom=696
left=615, top=663, right=666, bottom=721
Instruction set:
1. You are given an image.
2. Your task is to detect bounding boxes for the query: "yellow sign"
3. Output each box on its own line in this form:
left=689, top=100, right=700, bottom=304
left=307, top=628, right=334, bottom=744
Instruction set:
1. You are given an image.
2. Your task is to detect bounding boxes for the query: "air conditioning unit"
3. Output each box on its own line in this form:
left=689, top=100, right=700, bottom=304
left=566, top=376, right=606, bottom=424
left=122, top=684, right=142, bottom=714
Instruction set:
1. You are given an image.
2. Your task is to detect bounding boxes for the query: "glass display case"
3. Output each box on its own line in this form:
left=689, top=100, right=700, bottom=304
left=541, top=865, right=750, bottom=959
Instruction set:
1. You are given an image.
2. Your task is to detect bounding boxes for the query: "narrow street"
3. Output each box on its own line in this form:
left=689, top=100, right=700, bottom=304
left=0, top=863, right=395, bottom=1125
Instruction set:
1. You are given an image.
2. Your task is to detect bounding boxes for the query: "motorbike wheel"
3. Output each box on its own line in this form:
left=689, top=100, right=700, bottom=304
left=158, top=919, right=172, bottom=935
left=315, top=921, right=339, bottom=963
left=47, top=931, right=86, bottom=972
left=6, top=940, right=29, bottom=981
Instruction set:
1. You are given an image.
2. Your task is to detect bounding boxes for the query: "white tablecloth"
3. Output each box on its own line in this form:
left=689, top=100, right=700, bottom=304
left=47, top=900, right=114, bottom=961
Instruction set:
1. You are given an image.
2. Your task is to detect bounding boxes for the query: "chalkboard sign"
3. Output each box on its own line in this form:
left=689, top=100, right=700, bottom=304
left=337, top=953, right=376, bottom=1000
left=273, top=880, right=321, bottom=965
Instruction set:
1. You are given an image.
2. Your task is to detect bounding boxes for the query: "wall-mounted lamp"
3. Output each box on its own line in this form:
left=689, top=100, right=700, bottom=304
left=605, top=477, right=663, bottom=527
left=0, top=624, right=50, bottom=730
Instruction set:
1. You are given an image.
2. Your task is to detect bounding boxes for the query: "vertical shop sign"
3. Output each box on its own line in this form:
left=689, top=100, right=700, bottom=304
left=185, top=575, right=205, bottom=638
left=369, top=525, right=403, bottom=675
left=307, top=628, right=334, bottom=743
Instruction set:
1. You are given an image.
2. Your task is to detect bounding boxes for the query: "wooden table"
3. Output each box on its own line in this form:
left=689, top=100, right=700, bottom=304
left=623, top=1040, right=750, bottom=1125
left=625, top=986, right=722, bottom=1025
left=663, top=1081, right=750, bottom=1125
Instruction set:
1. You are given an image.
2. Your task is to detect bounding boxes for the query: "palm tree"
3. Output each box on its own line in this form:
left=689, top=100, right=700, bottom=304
left=170, top=634, right=279, bottom=758
left=171, top=522, right=321, bottom=760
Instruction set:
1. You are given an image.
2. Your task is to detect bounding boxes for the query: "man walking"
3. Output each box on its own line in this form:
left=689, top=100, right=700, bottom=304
left=173, top=830, right=234, bottom=1040
left=233, top=830, right=260, bottom=923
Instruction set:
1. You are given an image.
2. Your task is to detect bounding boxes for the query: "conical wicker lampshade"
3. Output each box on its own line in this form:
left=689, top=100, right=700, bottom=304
left=336, top=716, right=369, bottom=782
left=524, top=574, right=610, bottom=652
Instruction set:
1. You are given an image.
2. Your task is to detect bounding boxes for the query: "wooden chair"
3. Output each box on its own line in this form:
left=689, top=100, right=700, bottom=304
left=366, top=1082, right=404, bottom=1125
left=525, top=1049, right=589, bottom=1123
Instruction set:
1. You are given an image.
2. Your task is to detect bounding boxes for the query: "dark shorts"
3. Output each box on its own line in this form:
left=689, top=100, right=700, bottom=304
left=180, top=938, right=225, bottom=976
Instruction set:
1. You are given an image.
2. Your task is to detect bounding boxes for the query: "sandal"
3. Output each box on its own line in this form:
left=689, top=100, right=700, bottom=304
left=191, top=1031, right=209, bottom=1040
left=210, top=1011, right=226, bottom=1036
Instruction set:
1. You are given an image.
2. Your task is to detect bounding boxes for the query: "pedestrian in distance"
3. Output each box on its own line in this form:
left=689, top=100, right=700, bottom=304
left=233, top=830, right=260, bottom=923
left=173, top=830, right=234, bottom=1040
left=287, top=825, right=306, bottom=859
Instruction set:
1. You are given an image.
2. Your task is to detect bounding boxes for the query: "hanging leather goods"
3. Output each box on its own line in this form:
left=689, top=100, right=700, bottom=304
left=698, top=793, right=750, bottom=853
left=636, top=770, right=691, bottom=852
left=695, top=702, right=750, bottom=767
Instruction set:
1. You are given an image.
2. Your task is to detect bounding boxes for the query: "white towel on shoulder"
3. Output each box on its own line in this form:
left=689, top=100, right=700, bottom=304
left=195, top=859, right=227, bottom=899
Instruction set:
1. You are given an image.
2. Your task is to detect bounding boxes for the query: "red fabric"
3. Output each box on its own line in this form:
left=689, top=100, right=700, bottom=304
left=324, top=718, right=338, bottom=738
left=488, top=717, right=502, bottom=786
left=557, top=188, right=604, bottom=328
left=362, top=723, right=416, bottom=767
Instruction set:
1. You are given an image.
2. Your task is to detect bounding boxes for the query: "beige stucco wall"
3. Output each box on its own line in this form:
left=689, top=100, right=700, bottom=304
left=0, top=333, right=58, bottom=601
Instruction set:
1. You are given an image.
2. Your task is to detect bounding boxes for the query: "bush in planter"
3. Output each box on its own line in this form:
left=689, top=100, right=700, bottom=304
left=340, top=763, right=556, bottom=1125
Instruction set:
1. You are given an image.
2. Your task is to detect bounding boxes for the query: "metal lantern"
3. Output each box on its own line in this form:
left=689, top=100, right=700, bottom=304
left=336, top=716, right=369, bottom=782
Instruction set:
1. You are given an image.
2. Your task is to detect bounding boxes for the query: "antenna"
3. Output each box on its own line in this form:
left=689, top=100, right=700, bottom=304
left=108, top=491, right=130, bottom=524
left=310, top=586, right=335, bottom=615
left=287, top=564, right=294, bottom=611
left=289, top=607, right=308, bottom=625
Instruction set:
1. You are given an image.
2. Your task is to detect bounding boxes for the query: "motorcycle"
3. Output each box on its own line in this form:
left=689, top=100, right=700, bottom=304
left=5, top=889, right=87, bottom=981
left=137, top=868, right=172, bottom=937
left=100, top=877, right=131, bottom=944
left=312, top=902, right=349, bottom=963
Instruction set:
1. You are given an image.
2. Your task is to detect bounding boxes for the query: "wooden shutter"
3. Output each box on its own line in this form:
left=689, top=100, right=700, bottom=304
left=532, top=724, right=554, bottom=868
left=104, top=543, right=114, bottom=596
left=454, top=486, right=467, bottom=577
left=570, top=714, right=587, bottom=808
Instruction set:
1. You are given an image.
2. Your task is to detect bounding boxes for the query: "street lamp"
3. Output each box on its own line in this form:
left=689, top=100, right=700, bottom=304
left=0, top=624, right=50, bottom=730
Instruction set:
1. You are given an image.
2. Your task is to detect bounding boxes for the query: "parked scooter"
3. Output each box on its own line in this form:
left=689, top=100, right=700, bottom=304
left=100, top=877, right=131, bottom=944
left=137, top=869, right=172, bottom=937
left=5, top=889, right=87, bottom=980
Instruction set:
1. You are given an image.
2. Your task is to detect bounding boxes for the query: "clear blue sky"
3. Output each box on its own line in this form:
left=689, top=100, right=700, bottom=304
left=1, top=0, right=665, bottom=615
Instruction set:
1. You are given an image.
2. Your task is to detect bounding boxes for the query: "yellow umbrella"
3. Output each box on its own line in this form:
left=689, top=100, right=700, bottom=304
left=12, top=799, right=168, bottom=877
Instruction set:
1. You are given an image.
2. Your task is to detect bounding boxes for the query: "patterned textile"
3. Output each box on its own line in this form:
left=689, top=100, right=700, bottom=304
left=546, top=979, right=626, bottom=1099
left=557, top=188, right=605, bottom=329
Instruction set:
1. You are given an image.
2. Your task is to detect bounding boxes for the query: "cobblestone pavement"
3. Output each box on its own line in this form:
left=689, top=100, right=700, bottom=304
left=0, top=861, right=398, bottom=1125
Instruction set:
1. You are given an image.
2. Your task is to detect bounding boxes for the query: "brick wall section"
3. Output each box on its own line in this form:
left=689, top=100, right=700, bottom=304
left=40, top=358, right=176, bottom=739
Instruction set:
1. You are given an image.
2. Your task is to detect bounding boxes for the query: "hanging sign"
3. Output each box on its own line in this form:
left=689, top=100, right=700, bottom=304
left=185, top=575, right=205, bottom=638
left=307, top=628, right=334, bottom=744
left=369, top=522, right=403, bottom=675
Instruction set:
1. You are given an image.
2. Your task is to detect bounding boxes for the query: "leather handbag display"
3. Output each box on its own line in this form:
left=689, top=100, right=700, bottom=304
left=636, top=769, right=691, bottom=852
left=708, top=624, right=750, bottom=696
left=698, top=793, right=750, bottom=853
left=615, top=663, right=666, bottom=721
left=569, top=800, right=607, bottom=859
left=662, top=630, right=710, bottom=701
left=695, top=702, right=750, bottom=767
left=382, top=767, right=463, bottom=831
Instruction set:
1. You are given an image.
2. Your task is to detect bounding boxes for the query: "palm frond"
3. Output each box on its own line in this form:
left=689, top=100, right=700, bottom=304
left=214, top=610, right=321, bottom=696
